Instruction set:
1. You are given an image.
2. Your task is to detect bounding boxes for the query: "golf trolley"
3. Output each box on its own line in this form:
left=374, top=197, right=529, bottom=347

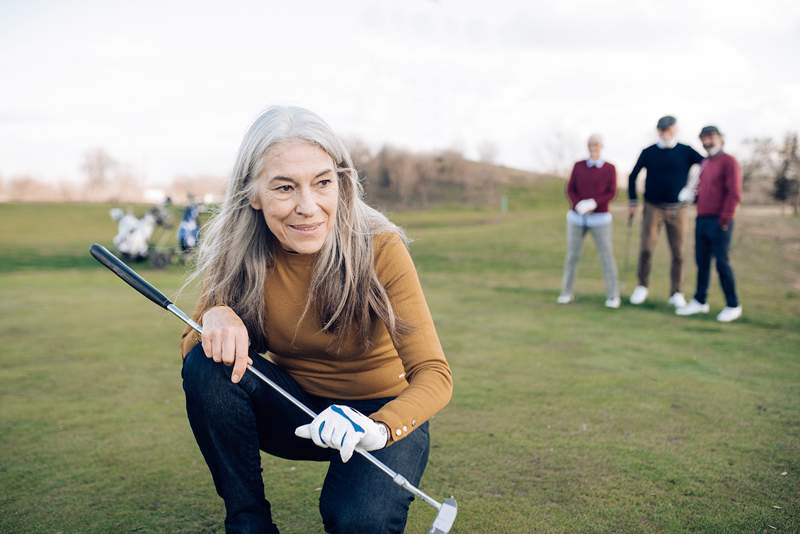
left=109, top=200, right=204, bottom=269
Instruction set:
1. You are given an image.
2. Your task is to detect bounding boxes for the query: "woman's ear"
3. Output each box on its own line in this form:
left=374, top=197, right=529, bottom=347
left=249, top=178, right=262, bottom=210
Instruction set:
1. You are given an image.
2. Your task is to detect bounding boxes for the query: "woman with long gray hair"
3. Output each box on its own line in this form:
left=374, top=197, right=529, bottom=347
left=179, top=106, right=453, bottom=533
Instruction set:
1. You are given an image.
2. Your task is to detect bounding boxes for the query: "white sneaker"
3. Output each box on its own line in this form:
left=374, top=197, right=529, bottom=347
left=676, top=299, right=710, bottom=316
left=717, top=306, right=742, bottom=323
left=605, top=297, right=621, bottom=309
left=668, top=292, right=687, bottom=308
left=629, top=286, right=648, bottom=305
left=557, top=294, right=573, bottom=304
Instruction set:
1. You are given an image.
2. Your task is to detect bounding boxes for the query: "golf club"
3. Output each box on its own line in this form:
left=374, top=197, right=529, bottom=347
left=89, top=243, right=458, bottom=534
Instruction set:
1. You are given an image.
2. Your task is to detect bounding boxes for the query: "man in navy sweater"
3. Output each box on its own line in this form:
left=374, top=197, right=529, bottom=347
left=628, top=116, right=704, bottom=307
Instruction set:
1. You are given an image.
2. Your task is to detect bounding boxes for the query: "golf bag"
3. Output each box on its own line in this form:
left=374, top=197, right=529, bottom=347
left=109, top=208, right=157, bottom=261
left=177, top=202, right=201, bottom=252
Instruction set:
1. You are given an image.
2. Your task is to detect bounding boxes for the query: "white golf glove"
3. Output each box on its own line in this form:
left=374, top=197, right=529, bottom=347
left=678, top=187, right=694, bottom=203
left=575, top=198, right=597, bottom=215
left=295, top=405, right=389, bottom=463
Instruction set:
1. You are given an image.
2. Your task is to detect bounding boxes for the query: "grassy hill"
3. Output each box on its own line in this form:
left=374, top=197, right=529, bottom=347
left=1, top=180, right=798, bottom=532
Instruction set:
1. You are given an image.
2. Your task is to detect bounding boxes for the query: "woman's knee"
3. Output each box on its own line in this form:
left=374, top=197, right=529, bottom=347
left=321, top=508, right=370, bottom=534
left=321, top=496, right=408, bottom=534
left=182, top=343, right=236, bottom=403
left=320, top=425, right=428, bottom=533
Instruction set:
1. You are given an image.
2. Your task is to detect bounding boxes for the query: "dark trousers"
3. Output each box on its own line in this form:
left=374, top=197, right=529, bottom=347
left=638, top=202, right=688, bottom=295
left=693, top=215, right=739, bottom=307
left=181, top=343, right=430, bottom=534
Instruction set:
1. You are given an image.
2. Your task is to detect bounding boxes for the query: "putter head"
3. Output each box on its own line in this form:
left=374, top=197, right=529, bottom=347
left=428, top=497, right=457, bottom=534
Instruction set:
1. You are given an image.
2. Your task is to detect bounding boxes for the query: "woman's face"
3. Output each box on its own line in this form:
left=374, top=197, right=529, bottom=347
left=588, top=141, right=602, bottom=161
left=250, top=139, right=339, bottom=254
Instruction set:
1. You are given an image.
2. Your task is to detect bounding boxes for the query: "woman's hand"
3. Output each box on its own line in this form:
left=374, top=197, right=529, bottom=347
left=575, top=198, right=597, bottom=215
left=201, top=306, right=253, bottom=383
left=295, top=405, right=389, bottom=462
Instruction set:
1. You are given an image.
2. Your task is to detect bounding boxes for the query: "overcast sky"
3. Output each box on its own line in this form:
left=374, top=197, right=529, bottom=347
left=1, top=0, right=798, bottom=186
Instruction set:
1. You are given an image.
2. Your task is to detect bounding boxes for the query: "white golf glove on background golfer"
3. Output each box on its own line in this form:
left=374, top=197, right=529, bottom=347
left=679, top=164, right=701, bottom=203
left=295, top=405, right=389, bottom=463
left=677, top=187, right=694, bottom=203
left=575, top=198, right=597, bottom=215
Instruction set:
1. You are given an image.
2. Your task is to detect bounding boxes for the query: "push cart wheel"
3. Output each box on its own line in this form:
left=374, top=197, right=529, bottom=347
left=150, top=251, right=171, bottom=269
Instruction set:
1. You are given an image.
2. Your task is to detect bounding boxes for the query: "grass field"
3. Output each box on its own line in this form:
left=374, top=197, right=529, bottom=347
left=1, top=182, right=799, bottom=533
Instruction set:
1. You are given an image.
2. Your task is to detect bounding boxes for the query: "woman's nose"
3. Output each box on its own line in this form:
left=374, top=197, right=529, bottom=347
left=295, top=188, right=318, bottom=215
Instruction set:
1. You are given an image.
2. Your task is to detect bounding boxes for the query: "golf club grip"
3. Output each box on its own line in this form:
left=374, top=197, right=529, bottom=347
left=89, top=243, right=172, bottom=309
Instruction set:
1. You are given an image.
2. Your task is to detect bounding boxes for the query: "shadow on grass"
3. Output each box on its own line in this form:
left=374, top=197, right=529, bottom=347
left=0, top=252, right=100, bottom=272
left=0, top=247, right=186, bottom=276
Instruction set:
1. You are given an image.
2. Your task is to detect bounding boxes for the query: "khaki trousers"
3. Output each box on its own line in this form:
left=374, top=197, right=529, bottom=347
left=637, top=202, right=688, bottom=295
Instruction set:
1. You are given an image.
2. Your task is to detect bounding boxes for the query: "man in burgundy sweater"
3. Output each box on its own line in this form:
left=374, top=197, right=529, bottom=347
left=677, top=125, right=743, bottom=322
left=558, top=134, right=620, bottom=308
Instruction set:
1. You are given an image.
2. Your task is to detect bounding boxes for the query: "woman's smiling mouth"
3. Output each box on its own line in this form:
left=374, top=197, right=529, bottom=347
left=288, top=222, right=324, bottom=234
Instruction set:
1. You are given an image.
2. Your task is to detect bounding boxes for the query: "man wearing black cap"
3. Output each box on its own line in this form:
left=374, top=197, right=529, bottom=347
left=677, top=126, right=743, bottom=322
left=627, top=115, right=704, bottom=307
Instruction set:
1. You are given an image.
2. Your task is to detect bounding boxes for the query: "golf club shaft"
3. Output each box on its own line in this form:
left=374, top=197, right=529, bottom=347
left=171, top=303, right=443, bottom=510
left=622, top=214, right=633, bottom=283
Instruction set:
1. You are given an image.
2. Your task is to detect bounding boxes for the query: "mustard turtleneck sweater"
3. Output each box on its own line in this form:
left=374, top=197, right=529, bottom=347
left=181, top=231, right=452, bottom=442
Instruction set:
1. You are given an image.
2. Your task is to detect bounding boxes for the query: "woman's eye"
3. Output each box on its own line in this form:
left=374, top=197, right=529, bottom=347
left=317, top=179, right=332, bottom=188
left=274, top=185, right=293, bottom=193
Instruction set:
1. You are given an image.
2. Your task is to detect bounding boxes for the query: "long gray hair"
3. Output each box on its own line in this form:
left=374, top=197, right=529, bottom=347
left=183, top=106, right=407, bottom=352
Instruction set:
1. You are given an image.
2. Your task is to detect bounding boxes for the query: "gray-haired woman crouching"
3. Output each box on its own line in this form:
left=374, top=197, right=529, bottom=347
left=179, top=106, right=453, bottom=533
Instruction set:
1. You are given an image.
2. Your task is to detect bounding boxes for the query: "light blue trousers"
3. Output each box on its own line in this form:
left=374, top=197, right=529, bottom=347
left=560, top=220, right=619, bottom=300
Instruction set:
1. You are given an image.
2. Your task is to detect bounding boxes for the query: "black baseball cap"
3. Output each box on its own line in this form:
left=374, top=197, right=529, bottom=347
left=656, top=115, right=677, bottom=130
left=699, top=125, right=722, bottom=137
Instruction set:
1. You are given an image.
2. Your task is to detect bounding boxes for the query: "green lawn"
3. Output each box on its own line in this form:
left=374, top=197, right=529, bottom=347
left=1, top=183, right=798, bottom=533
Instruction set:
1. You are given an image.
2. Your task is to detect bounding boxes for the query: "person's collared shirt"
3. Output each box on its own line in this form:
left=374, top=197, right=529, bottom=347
left=656, top=138, right=678, bottom=149
left=586, top=159, right=605, bottom=168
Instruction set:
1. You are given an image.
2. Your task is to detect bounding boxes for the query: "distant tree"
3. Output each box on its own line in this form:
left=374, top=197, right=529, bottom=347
left=81, top=148, right=116, bottom=189
left=741, top=137, right=781, bottom=204
left=57, top=180, right=77, bottom=201
left=111, top=163, right=142, bottom=203
left=8, top=175, right=58, bottom=201
left=538, top=129, right=582, bottom=177
left=345, top=137, right=372, bottom=172
left=774, top=132, right=800, bottom=214
left=347, top=141, right=540, bottom=208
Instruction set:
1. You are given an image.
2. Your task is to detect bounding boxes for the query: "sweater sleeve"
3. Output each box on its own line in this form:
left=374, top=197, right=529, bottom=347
left=688, top=145, right=705, bottom=166
left=566, top=162, right=580, bottom=208
left=628, top=150, right=646, bottom=204
left=368, top=233, right=453, bottom=443
left=596, top=163, right=617, bottom=206
left=720, top=156, right=742, bottom=223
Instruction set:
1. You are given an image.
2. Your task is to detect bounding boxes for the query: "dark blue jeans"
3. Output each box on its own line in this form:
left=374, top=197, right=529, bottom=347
left=693, top=216, right=739, bottom=307
left=181, top=343, right=430, bottom=534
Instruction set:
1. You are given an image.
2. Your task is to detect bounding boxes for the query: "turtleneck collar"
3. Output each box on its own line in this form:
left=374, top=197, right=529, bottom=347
left=274, top=243, right=317, bottom=266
